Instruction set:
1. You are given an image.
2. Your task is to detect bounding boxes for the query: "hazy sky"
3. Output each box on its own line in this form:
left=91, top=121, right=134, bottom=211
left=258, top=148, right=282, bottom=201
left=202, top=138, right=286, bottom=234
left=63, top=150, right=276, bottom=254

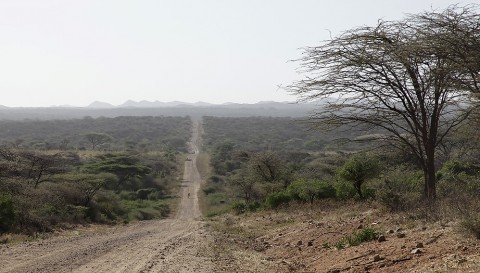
left=0, top=0, right=472, bottom=107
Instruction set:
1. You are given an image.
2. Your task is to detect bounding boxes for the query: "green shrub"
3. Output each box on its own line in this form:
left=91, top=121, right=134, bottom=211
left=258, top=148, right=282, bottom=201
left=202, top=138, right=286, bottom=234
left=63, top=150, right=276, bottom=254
left=265, top=191, right=290, bottom=209
left=154, top=203, right=170, bottom=217
left=0, top=194, right=15, bottom=233
left=333, top=227, right=378, bottom=249
left=376, top=168, right=423, bottom=211
left=287, top=179, right=336, bottom=203
left=203, top=186, right=217, bottom=195
left=136, top=188, right=155, bottom=200
left=231, top=200, right=260, bottom=215
left=334, top=180, right=357, bottom=199
left=147, top=191, right=164, bottom=200
left=209, top=175, right=223, bottom=183
left=345, top=227, right=378, bottom=246
left=462, top=217, right=480, bottom=239
left=247, top=201, right=261, bottom=212
left=91, top=191, right=124, bottom=222
left=231, top=201, right=247, bottom=215
left=119, top=191, right=137, bottom=200
left=206, top=193, right=228, bottom=206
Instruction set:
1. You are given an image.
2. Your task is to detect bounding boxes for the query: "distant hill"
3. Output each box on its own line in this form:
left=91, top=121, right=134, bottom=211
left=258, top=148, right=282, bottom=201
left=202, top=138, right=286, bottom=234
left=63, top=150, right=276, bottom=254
left=87, top=101, right=115, bottom=108
left=0, top=100, right=322, bottom=120
left=119, top=100, right=214, bottom=108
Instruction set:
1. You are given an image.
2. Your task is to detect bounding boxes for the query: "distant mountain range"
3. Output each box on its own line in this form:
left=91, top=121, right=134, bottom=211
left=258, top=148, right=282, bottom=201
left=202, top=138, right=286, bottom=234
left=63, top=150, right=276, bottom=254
left=0, top=100, right=324, bottom=120
left=83, top=100, right=302, bottom=109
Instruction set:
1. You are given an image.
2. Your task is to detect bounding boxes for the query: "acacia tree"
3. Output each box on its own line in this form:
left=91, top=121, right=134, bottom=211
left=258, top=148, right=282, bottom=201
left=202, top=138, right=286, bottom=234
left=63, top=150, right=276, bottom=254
left=338, top=154, right=380, bottom=198
left=84, top=133, right=113, bottom=150
left=288, top=6, right=480, bottom=199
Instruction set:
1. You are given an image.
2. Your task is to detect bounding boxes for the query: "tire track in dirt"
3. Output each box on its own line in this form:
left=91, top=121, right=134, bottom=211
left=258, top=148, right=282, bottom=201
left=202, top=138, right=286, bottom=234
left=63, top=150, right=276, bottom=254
left=0, top=120, right=213, bottom=273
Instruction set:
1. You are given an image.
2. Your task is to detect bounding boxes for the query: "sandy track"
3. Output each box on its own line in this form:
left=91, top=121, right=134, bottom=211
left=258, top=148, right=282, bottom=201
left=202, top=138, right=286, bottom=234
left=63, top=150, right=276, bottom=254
left=0, top=121, right=213, bottom=273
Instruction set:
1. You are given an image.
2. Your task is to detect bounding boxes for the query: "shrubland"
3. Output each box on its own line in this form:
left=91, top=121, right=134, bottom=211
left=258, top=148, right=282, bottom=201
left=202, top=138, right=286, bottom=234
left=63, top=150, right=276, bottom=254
left=201, top=116, right=480, bottom=240
left=0, top=116, right=190, bottom=236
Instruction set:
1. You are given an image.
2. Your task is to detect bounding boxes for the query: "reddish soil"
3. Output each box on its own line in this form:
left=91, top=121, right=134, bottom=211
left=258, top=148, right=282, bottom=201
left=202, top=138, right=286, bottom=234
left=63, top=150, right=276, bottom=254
left=210, top=202, right=480, bottom=273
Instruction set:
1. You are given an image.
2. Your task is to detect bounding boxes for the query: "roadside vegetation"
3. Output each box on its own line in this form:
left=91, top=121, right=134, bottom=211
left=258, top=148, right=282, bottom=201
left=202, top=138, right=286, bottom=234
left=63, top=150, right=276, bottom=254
left=0, top=116, right=190, bottom=236
left=201, top=115, right=480, bottom=239
left=200, top=6, right=480, bottom=245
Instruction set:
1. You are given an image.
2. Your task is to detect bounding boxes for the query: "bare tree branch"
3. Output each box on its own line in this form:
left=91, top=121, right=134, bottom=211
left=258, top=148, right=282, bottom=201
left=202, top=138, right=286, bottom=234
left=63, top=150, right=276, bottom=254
left=287, top=5, right=480, bottom=199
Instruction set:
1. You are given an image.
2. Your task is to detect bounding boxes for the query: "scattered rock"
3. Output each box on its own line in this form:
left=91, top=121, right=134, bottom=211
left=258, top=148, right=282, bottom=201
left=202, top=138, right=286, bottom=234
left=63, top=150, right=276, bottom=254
left=307, top=241, right=313, bottom=247
left=411, top=248, right=422, bottom=254
left=387, top=229, right=395, bottom=234
left=296, top=240, right=303, bottom=246
left=373, top=254, right=382, bottom=262
left=397, top=233, right=406, bottom=238
left=416, top=242, right=424, bottom=248
left=377, top=235, right=386, bottom=242
left=357, top=224, right=364, bottom=229
left=462, top=246, right=468, bottom=251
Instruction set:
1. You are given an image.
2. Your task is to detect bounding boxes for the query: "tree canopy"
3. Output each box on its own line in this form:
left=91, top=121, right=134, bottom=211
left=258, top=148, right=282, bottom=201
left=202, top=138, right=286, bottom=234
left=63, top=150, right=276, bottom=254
left=288, top=5, right=480, bottom=199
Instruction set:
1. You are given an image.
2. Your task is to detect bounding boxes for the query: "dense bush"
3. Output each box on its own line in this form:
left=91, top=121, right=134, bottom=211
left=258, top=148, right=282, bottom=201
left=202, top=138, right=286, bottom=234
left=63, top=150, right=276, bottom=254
left=0, top=194, right=15, bottom=233
left=376, top=167, right=423, bottom=211
left=0, top=116, right=191, bottom=151
left=230, top=201, right=261, bottom=215
left=136, top=188, right=156, bottom=200
left=264, top=191, right=291, bottom=209
left=288, top=179, right=336, bottom=203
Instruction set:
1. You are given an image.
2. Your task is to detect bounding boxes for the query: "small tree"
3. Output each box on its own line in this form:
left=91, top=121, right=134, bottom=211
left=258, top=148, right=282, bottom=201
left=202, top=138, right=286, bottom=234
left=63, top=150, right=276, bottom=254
left=84, top=133, right=113, bottom=150
left=338, top=154, right=380, bottom=198
left=231, top=171, right=256, bottom=203
left=83, top=154, right=151, bottom=190
left=247, top=151, right=292, bottom=189
left=54, top=173, right=116, bottom=206
left=19, top=151, right=69, bottom=188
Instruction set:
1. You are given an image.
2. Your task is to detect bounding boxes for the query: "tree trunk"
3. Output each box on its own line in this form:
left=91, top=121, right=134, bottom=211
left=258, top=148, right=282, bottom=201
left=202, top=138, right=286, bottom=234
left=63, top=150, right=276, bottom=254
left=355, top=180, right=363, bottom=199
left=424, top=147, right=437, bottom=199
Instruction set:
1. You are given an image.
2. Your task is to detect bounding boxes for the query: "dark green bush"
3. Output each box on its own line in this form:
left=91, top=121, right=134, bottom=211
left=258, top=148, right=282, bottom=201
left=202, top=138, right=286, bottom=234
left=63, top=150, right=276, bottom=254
left=376, top=167, right=423, bottom=211
left=462, top=217, right=480, bottom=239
left=345, top=227, right=378, bottom=246
left=136, top=188, right=156, bottom=200
left=120, top=191, right=137, bottom=200
left=154, top=203, right=170, bottom=217
left=0, top=194, right=15, bottom=233
left=147, top=191, right=164, bottom=200
left=203, top=186, right=217, bottom=195
left=247, top=201, right=261, bottom=212
left=231, top=201, right=247, bottom=215
left=265, top=191, right=291, bottom=209
left=287, top=179, right=336, bottom=203
left=231, top=201, right=260, bottom=215
left=209, top=175, right=223, bottom=183
left=334, top=180, right=357, bottom=199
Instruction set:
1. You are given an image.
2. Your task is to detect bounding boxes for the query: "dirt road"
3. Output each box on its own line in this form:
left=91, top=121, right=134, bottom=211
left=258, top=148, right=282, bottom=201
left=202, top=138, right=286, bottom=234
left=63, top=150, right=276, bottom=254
left=0, top=121, right=213, bottom=273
